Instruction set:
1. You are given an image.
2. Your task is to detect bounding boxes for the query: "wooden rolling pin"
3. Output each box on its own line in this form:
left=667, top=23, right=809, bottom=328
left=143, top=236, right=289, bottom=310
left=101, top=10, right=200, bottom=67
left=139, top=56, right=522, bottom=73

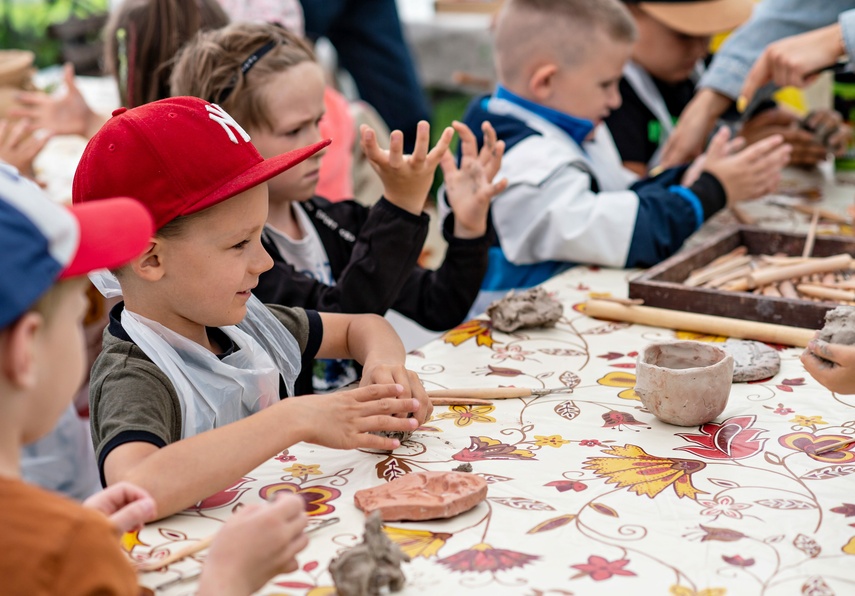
left=586, top=299, right=815, bottom=347
left=427, top=387, right=566, bottom=399
left=728, top=253, right=853, bottom=292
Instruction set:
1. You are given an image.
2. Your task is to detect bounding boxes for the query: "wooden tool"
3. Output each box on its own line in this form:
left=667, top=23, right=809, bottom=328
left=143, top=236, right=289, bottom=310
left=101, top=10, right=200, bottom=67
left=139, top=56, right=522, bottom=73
left=814, top=437, right=855, bottom=455
left=427, top=387, right=568, bottom=399
left=137, top=516, right=340, bottom=573
left=729, top=254, right=853, bottom=292
left=430, top=397, right=492, bottom=406
left=586, top=299, right=816, bottom=347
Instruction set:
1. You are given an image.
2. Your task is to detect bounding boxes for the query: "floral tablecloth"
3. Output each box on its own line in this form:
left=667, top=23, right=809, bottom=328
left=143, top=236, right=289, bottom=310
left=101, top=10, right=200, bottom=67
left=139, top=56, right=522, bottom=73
left=135, top=265, right=855, bottom=596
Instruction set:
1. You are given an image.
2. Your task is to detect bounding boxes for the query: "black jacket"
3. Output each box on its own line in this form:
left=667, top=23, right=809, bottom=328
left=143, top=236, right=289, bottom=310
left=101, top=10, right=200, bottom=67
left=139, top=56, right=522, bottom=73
left=254, top=196, right=491, bottom=393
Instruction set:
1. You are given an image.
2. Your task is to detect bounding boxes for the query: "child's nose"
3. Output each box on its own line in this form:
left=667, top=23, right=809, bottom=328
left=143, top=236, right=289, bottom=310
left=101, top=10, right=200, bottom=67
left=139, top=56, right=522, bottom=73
left=251, top=243, right=274, bottom=275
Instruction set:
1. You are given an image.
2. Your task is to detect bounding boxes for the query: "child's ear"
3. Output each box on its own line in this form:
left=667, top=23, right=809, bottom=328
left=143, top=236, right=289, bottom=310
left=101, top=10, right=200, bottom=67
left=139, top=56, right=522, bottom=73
left=0, top=313, right=42, bottom=390
left=131, top=240, right=165, bottom=281
left=529, top=63, right=558, bottom=103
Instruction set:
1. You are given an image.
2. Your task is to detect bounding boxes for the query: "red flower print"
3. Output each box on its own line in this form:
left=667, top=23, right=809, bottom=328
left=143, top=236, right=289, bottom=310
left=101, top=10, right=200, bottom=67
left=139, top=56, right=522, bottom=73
left=676, top=415, right=767, bottom=460
left=544, top=480, right=588, bottom=492
left=453, top=436, right=536, bottom=462
left=580, top=439, right=601, bottom=447
left=832, top=503, right=855, bottom=517
left=723, top=554, right=755, bottom=567
left=570, top=555, right=636, bottom=581
left=602, top=411, right=649, bottom=431
left=778, top=432, right=855, bottom=463
left=772, top=403, right=794, bottom=416
left=189, top=477, right=253, bottom=511
left=437, top=543, right=538, bottom=573
left=258, top=482, right=341, bottom=516
left=698, top=525, right=745, bottom=542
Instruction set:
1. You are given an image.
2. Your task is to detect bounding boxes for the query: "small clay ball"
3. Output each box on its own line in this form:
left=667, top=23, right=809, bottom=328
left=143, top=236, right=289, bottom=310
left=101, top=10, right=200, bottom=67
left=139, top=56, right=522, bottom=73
left=818, top=306, right=855, bottom=345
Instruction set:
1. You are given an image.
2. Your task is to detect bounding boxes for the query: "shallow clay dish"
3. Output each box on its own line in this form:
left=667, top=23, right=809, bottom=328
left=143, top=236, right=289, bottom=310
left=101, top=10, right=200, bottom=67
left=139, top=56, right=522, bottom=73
left=634, top=340, right=734, bottom=426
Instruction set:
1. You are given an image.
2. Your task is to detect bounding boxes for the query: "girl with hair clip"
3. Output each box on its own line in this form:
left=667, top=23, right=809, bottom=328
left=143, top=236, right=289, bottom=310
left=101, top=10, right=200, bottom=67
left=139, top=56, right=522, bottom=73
left=171, top=22, right=508, bottom=394
left=9, top=0, right=228, bottom=137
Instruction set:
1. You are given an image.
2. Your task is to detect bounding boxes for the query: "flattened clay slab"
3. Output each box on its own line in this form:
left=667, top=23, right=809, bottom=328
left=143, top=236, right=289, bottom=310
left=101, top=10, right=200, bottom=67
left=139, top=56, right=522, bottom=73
left=818, top=306, right=855, bottom=345
left=721, top=339, right=781, bottom=382
left=354, top=471, right=487, bottom=521
left=486, top=287, right=563, bottom=332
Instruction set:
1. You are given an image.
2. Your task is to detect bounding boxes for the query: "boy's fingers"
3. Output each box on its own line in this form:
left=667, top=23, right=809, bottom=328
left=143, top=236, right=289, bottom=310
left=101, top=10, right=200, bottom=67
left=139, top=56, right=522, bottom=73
left=7, top=119, right=31, bottom=147
left=360, top=125, right=386, bottom=162
left=426, top=126, right=454, bottom=165
left=350, top=383, right=404, bottom=402
left=388, top=130, right=405, bottom=168
left=108, top=497, right=157, bottom=533
left=411, top=120, right=430, bottom=165
left=740, top=133, right=785, bottom=161
left=488, top=177, right=509, bottom=198
left=358, top=413, right=418, bottom=435
left=485, top=140, right=505, bottom=180
left=453, top=120, right=478, bottom=161
left=438, top=149, right=456, bottom=179
left=354, top=433, right=402, bottom=451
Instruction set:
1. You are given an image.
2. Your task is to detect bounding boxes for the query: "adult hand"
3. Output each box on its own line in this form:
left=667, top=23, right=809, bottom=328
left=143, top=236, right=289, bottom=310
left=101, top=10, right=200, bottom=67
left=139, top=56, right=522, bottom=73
left=741, top=23, right=847, bottom=105
left=740, top=108, right=828, bottom=167
left=801, top=339, right=855, bottom=395
left=360, top=120, right=454, bottom=215
left=441, top=120, right=508, bottom=239
left=82, top=481, right=157, bottom=533
left=661, top=88, right=735, bottom=168
left=198, top=493, right=308, bottom=596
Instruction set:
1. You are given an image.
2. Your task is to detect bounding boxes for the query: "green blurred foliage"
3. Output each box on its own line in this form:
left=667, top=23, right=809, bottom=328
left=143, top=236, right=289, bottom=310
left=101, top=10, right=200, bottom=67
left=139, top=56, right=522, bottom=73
left=0, top=0, right=107, bottom=68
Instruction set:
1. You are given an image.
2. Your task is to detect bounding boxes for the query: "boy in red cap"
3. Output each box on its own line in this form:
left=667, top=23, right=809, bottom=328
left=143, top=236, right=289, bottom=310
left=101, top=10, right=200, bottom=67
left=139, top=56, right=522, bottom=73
left=0, top=168, right=311, bottom=594
left=73, top=97, right=428, bottom=520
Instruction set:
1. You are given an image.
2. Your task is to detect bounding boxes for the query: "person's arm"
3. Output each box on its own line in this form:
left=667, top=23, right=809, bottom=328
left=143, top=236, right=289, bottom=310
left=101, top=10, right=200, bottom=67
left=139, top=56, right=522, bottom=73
left=316, top=311, right=432, bottom=424
left=662, top=0, right=847, bottom=167
left=103, top=383, right=419, bottom=519
left=255, top=199, right=428, bottom=313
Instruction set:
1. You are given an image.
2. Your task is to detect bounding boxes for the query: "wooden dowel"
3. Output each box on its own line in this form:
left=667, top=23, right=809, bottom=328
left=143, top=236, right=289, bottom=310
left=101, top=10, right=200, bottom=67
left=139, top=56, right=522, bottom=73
left=732, top=254, right=853, bottom=291
left=761, top=284, right=782, bottom=297
left=136, top=535, right=215, bottom=572
left=704, top=264, right=754, bottom=288
left=814, top=437, right=855, bottom=455
left=685, top=255, right=752, bottom=287
left=779, top=279, right=800, bottom=299
left=430, top=397, right=493, bottom=406
left=786, top=202, right=851, bottom=224
left=796, top=284, right=855, bottom=301
left=586, top=300, right=815, bottom=347
left=427, top=387, right=532, bottom=399
left=802, top=208, right=820, bottom=258
left=730, top=204, right=756, bottom=225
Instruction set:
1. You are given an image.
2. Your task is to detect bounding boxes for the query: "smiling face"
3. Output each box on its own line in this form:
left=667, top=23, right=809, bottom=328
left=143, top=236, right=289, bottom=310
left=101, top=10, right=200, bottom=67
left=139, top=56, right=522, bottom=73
left=138, top=184, right=274, bottom=342
left=249, top=61, right=328, bottom=204
left=544, top=28, right=633, bottom=126
left=630, top=8, right=710, bottom=83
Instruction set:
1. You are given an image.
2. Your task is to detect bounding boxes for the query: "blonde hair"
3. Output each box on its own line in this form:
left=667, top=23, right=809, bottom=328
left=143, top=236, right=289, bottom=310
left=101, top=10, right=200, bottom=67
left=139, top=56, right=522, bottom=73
left=170, top=22, right=316, bottom=132
left=495, top=0, right=636, bottom=86
left=30, top=278, right=88, bottom=327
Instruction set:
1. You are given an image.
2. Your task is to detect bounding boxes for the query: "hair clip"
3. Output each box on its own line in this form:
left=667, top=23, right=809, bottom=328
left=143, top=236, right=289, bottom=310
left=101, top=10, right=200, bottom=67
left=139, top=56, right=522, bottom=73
left=216, top=40, right=278, bottom=104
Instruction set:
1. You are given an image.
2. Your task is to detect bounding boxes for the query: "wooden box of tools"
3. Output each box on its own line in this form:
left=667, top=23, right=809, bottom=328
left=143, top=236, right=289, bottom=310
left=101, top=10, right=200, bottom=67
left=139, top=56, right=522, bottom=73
left=628, top=226, right=855, bottom=330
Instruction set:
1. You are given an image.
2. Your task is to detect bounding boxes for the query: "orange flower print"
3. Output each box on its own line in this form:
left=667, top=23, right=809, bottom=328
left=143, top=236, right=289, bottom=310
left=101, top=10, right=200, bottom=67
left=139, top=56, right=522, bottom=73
left=436, top=405, right=496, bottom=427
left=583, top=444, right=707, bottom=500
left=778, top=432, right=855, bottom=463
left=259, top=482, right=341, bottom=516
left=453, top=436, right=536, bottom=462
left=437, top=543, right=539, bottom=573
left=383, top=526, right=452, bottom=559
left=443, top=320, right=496, bottom=348
left=597, top=371, right=639, bottom=400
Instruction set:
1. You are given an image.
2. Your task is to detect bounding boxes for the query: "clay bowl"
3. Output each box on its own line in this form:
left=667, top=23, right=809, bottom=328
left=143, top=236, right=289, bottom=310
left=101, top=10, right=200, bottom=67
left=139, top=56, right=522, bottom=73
left=634, top=341, right=734, bottom=426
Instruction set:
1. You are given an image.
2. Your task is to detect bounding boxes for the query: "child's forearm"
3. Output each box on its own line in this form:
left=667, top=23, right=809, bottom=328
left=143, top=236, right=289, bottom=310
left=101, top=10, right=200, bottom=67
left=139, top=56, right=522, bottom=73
left=346, top=313, right=407, bottom=366
left=118, top=402, right=304, bottom=519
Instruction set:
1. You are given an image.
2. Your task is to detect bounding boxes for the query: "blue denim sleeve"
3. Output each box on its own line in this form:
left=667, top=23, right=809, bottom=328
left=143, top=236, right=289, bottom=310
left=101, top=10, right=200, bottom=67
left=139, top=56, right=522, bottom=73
left=700, top=0, right=855, bottom=99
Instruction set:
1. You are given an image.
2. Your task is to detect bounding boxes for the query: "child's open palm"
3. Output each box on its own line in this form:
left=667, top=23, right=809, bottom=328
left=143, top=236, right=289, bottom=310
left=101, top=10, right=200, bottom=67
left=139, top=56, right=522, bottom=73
left=360, top=120, right=454, bottom=215
left=441, top=121, right=508, bottom=238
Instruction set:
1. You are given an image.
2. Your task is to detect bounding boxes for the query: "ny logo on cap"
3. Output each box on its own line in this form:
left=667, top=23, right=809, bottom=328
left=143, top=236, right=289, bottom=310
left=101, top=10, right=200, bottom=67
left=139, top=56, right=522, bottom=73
left=206, top=104, right=251, bottom=145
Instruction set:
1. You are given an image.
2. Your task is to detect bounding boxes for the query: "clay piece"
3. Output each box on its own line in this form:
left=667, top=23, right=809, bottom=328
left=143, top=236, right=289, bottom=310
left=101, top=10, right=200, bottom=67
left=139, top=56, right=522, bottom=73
left=373, top=429, right=413, bottom=445
left=721, top=339, right=781, bottom=382
left=354, top=471, right=488, bottom=521
left=328, top=511, right=410, bottom=596
left=818, top=306, right=855, bottom=345
left=486, top=287, right=563, bottom=333
left=634, top=341, right=734, bottom=427
left=452, top=463, right=473, bottom=472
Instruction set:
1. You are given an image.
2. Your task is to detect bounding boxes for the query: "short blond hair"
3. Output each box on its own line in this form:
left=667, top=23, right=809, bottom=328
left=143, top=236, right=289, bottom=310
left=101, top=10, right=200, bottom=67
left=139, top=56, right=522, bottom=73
left=494, top=0, right=636, bottom=86
left=170, top=22, right=316, bottom=133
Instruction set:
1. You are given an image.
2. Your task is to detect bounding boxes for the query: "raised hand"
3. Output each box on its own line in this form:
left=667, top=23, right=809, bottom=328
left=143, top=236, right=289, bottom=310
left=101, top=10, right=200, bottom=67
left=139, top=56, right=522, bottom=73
left=199, top=493, right=308, bottom=596
left=441, top=120, right=508, bottom=239
left=9, top=63, right=105, bottom=139
left=0, top=119, right=51, bottom=182
left=360, top=120, right=455, bottom=215
left=82, top=481, right=156, bottom=533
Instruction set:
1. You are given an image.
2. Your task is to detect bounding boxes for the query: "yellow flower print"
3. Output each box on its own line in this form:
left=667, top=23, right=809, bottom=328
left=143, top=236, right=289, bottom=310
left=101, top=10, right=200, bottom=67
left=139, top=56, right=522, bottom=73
left=670, top=586, right=726, bottom=596
left=584, top=444, right=707, bottom=500
left=443, top=319, right=496, bottom=348
left=675, top=331, right=727, bottom=343
left=534, top=435, right=570, bottom=448
left=790, top=415, right=827, bottom=428
left=383, top=526, right=452, bottom=559
left=282, top=463, right=323, bottom=478
left=121, top=529, right=146, bottom=553
left=597, top=371, right=640, bottom=401
left=436, top=405, right=496, bottom=427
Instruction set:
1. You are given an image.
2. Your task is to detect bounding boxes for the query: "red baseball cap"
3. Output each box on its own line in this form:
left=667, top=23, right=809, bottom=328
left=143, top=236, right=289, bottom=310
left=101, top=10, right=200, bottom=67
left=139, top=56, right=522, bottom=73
left=72, top=96, right=330, bottom=229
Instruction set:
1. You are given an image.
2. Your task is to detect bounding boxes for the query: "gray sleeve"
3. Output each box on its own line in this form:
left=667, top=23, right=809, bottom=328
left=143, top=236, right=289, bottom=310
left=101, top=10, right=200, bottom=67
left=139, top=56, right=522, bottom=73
left=265, top=304, right=311, bottom=352
left=89, top=343, right=182, bottom=468
left=841, top=9, right=855, bottom=61
left=700, top=0, right=853, bottom=99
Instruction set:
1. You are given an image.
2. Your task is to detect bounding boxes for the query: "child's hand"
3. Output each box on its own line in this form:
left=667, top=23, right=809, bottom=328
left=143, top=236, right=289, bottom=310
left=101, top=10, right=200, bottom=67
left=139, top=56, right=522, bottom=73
left=700, top=127, right=791, bottom=204
left=0, top=119, right=50, bottom=182
left=292, top=383, right=420, bottom=451
left=199, top=493, right=308, bottom=595
left=801, top=339, right=855, bottom=395
left=9, top=63, right=102, bottom=138
left=82, top=481, right=156, bottom=533
left=441, top=121, right=508, bottom=239
left=360, top=120, right=455, bottom=215
left=360, top=365, right=433, bottom=425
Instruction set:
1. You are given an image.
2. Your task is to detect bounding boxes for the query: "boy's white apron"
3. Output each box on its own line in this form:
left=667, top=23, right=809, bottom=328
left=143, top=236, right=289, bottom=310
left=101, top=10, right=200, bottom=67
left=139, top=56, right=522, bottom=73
left=120, top=295, right=300, bottom=438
